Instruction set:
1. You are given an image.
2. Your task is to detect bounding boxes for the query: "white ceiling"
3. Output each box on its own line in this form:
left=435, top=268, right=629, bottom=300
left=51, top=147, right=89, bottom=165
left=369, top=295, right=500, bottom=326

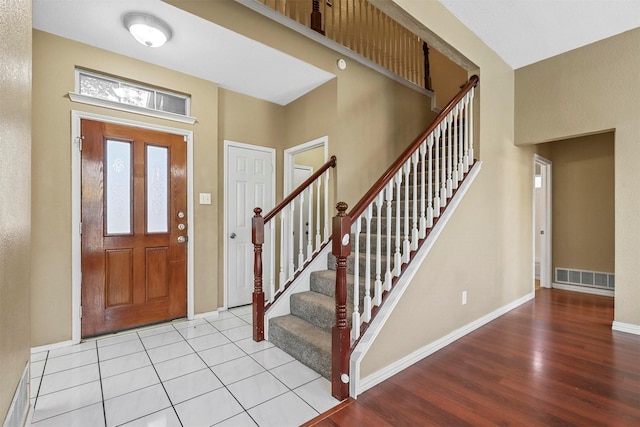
left=32, top=0, right=335, bottom=106
left=33, top=0, right=640, bottom=103
left=438, top=0, right=640, bottom=69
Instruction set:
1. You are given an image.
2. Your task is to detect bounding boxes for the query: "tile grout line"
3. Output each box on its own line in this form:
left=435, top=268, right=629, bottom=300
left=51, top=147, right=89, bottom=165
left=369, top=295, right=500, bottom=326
left=136, top=325, right=185, bottom=427
left=94, top=341, right=108, bottom=427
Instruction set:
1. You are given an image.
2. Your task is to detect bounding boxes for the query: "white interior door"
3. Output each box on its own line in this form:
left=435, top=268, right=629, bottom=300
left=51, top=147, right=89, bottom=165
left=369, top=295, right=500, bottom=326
left=226, top=143, right=274, bottom=308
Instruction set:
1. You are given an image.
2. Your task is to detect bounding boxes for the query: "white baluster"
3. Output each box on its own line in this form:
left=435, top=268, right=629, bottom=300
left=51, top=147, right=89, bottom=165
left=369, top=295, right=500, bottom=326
left=269, top=219, right=275, bottom=302
left=457, top=101, right=464, bottom=182
left=363, top=206, right=372, bottom=323
left=463, top=93, right=470, bottom=173
left=384, top=181, right=393, bottom=291
left=324, top=169, right=330, bottom=241
left=306, top=185, right=313, bottom=260
left=469, top=87, right=475, bottom=162
left=419, top=140, right=427, bottom=239
left=288, top=203, right=295, bottom=280
left=394, top=171, right=402, bottom=276
left=297, top=193, right=304, bottom=270
left=452, top=105, right=459, bottom=188
left=352, top=217, right=361, bottom=339
left=279, top=212, right=286, bottom=290
left=402, top=161, right=411, bottom=263
left=446, top=112, right=453, bottom=198
left=427, top=133, right=434, bottom=227
left=440, top=120, right=448, bottom=208
left=433, top=126, right=441, bottom=213
left=315, top=178, right=322, bottom=250
left=411, top=151, right=419, bottom=250
left=374, top=192, right=383, bottom=306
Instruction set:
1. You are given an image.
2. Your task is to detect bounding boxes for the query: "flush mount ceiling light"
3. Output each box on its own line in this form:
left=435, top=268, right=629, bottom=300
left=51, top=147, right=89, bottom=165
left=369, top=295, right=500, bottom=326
left=123, top=12, right=172, bottom=48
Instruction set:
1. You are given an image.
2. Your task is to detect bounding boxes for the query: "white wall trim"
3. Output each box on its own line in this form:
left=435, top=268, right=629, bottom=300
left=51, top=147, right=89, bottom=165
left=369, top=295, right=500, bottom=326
left=552, top=282, right=614, bottom=297
left=68, top=92, right=197, bottom=124
left=223, top=140, right=276, bottom=310
left=71, top=111, right=195, bottom=343
left=612, top=321, right=640, bottom=335
left=2, top=363, right=29, bottom=427
left=349, top=161, right=482, bottom=398
left=191, top=310, right=221, bottom=320
left=356, top=290, right=535, bottom=396
left=31, top=340, right=75, bottom=355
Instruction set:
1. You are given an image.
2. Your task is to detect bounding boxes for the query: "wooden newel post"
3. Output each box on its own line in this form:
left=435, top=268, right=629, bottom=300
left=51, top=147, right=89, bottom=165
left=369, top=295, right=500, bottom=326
left=310, top=0, right=325, bottom=35
left=332, top=201, right=351, bottom=400
left=252, top=207, right=265, bottom=342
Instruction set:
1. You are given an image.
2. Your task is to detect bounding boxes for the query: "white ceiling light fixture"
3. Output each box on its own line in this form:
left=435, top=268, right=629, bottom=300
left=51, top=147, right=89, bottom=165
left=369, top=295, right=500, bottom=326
left=123, top=12, right=172, bottom=48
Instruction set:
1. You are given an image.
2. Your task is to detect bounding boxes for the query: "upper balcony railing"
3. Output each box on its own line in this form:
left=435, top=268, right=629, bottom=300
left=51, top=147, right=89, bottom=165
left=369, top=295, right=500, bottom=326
left=254, top=0, right=432, bottom=90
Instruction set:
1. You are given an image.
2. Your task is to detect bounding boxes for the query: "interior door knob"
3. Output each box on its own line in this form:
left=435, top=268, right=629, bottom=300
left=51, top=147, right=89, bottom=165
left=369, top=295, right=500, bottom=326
left=230, top=232, right=237, bottom=239
left=177, top=236, right=186, bottom=244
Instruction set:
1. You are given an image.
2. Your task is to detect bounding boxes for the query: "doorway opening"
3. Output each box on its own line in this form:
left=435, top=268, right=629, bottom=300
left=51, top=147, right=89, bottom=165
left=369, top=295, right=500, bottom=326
left=534, top=154, right=552, bottom=290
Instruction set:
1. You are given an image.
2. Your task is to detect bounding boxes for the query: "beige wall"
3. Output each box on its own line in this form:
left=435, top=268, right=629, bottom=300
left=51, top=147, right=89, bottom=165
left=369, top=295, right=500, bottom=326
left=542, top=133, right=615, bottom=274
left=0, top=0, right=32, bottom=421
left=169, top=0, right=436, bottom=209
left=359, top=0, right=537, bottom=377
left=31, top=31, right=219, bottom=345
left=32, top=1, right=436, bottom=346
left=217, top=89, right=285, bottom=304
left=430, top=47, right=469, bottom=110
left=516, top=28, right=640, bottom=326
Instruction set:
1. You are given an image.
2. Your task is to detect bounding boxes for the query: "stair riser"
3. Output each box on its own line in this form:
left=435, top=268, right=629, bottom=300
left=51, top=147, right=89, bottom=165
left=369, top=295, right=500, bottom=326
left=310, top=271, right=368, bottom=306
left=328, top=253, right=389, bottom=279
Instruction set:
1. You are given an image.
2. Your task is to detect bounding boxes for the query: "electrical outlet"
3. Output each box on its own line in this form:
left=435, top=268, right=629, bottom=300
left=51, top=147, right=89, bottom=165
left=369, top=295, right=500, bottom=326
left=462, top=291, right=467, bottom=305
left=199, top=193, right=212, bottom=205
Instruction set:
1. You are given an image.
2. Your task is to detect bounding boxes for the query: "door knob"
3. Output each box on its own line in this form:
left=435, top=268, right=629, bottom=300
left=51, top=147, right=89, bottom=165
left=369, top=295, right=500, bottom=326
left=229, top=233, right=237, bottom=239
left=177, top=236, right=187, bottom=244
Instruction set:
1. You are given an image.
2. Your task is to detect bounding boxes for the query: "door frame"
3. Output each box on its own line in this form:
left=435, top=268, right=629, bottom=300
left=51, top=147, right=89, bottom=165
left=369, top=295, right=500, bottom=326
left=223, top=140, right=276, bottom=309
left=283, top=136, right=328, bottom=195
left=71, top=111, right=195, bottom=343
left=533, top=154, right=552, bottom=290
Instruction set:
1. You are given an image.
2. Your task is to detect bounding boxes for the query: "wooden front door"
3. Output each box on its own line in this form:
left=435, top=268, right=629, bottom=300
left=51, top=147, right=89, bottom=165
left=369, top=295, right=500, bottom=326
left=81, top=119, right=187, bottom=337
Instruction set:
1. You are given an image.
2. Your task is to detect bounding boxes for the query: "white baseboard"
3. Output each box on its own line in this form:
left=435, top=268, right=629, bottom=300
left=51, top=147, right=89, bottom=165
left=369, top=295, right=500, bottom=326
left=357, top=291, right=535, bottom=396
left=552, top=282, right=614, bottom=297
left=612, top=321, right=640, bottom=335
left=191, top=310, right=221, bottom=320
left=31, top=340, right=75, bottom=355
left=3, top=363, right=29, bottom=427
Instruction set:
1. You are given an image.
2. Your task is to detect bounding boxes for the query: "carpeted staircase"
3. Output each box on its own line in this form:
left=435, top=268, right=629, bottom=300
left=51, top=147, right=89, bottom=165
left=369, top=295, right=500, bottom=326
left=268, top=161, right=437, bottom=379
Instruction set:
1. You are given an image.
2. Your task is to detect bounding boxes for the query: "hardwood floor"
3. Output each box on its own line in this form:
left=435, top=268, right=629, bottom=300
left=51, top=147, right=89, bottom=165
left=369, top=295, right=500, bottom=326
left=307, top=289, right=640, bottom=426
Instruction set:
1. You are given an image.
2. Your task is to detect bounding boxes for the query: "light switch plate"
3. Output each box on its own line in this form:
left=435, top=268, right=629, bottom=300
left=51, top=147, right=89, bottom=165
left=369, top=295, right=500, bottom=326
left=199, top=193, right=212, bottom=205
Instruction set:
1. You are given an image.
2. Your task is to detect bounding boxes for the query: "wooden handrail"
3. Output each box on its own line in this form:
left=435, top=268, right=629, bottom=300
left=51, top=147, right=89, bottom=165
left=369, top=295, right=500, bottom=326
left=264, top=155, right=337, bottom=223
left=347, top=75, right=478, bottom=221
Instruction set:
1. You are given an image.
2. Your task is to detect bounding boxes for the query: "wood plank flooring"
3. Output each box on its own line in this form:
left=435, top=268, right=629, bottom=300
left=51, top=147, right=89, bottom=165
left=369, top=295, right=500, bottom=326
left=307, top=289, right=640, bottom=426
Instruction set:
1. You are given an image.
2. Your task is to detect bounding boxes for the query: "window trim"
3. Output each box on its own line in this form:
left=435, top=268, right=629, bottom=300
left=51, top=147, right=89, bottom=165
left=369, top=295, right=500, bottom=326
left=70, top=70, right=197, bottom=125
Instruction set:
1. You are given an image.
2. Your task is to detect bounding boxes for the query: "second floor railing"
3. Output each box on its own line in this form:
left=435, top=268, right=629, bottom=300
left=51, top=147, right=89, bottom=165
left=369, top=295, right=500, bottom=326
left=253, top=0, right=431, bottom=90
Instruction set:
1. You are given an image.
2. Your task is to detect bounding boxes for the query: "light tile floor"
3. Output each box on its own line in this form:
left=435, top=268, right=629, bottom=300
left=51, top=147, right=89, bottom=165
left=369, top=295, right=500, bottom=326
left=29, top=306, right=339, bottom=426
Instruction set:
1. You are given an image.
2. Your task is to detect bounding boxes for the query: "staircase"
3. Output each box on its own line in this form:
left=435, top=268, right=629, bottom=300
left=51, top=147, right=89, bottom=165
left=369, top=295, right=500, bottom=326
left=252, top=75, right=479, bottom=400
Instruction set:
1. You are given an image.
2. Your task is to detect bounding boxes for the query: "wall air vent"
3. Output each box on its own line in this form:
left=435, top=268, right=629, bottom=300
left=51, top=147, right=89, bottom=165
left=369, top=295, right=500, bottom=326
left=555, top=268, right=615, bottom=290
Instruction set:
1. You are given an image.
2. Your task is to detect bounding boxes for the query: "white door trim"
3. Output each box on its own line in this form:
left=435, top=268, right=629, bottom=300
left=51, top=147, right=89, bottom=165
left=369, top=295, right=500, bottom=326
left=283, top=136, right=328, bottom=195
left=533, top=154, right=552, bottom=290
left=71, top=110, right=195, bottom=343
left=223, top=140, right=276, bottom=309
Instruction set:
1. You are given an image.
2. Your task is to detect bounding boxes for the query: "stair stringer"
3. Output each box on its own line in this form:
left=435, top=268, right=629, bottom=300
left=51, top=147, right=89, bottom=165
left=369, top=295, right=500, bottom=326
left=264, top=244, right=331, bottom=340
left=349, top=161, right=482, bottom=398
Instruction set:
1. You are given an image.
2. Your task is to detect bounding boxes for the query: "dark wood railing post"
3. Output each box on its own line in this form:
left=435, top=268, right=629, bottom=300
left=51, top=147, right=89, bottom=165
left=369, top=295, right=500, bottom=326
left=252, top=207, right=265, bottom=341
left=311, top=0, right=325, bottom=35
left=332, top=201, right=351, bottom=400
left=423, top=41, right=432, bottom=91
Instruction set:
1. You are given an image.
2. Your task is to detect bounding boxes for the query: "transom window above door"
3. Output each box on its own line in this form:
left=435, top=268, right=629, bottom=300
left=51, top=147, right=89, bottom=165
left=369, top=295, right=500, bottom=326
left=69, top=69, right=196, bottom=124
